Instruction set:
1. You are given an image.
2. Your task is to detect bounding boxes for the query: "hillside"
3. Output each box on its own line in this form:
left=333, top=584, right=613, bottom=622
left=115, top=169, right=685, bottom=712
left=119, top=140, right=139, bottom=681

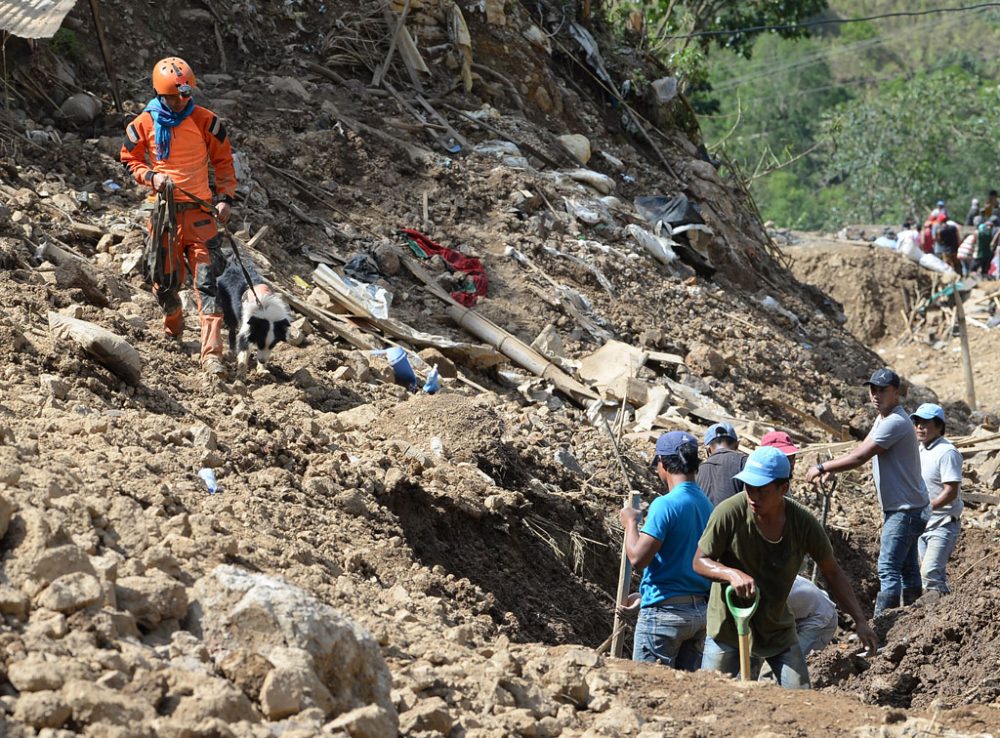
left=697, top=0, right=1000, bottom=229
left=0, top=1, right=999, bottom=737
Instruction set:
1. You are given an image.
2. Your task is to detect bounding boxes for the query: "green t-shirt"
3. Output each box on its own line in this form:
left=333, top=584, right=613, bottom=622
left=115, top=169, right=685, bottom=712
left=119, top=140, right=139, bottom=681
left=698, top=493, right=833, bottom=657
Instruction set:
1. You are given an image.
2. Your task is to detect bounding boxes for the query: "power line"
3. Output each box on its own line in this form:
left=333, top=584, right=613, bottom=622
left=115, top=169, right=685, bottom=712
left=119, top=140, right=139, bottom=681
left=709, top=10, right=969, bottom=92
left=657, top=2, right=1000, bottom=41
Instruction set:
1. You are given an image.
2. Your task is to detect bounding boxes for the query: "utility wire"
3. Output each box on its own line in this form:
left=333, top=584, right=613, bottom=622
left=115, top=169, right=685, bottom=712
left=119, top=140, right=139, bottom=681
left=657, top=1, right=1000, bottom=41
left=710, top=10, right=969, bottom=92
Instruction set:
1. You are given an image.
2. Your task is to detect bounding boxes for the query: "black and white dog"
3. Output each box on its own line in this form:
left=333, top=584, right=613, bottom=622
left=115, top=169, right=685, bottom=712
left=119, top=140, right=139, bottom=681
left=216, top=256, right=291, bottom=377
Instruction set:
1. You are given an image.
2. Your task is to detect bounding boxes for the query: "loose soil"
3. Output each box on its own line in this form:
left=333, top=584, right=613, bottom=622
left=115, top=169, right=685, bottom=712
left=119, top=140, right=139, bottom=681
left=0, top=2, right=998, bottom=737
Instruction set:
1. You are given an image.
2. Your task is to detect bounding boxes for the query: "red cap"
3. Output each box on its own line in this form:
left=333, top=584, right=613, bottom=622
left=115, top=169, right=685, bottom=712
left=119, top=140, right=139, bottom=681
left=761, top=430, right=799, bottom=455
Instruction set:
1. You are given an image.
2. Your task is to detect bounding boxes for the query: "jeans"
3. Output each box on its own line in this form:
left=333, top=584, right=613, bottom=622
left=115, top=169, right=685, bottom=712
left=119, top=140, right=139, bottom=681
left=758, top=621, right=836, bottom=682
left=876, top=507, right=929, bottom=614
left=633, top=600, right=707, bottom=671
left=919, top=518, right=960, bottom=593
left=702, top=634, right=810, bottom=689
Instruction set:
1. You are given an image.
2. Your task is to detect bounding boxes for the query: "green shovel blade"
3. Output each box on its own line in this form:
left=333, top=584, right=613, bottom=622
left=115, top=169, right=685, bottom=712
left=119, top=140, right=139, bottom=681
left=724, top=585, right=760, bottom=637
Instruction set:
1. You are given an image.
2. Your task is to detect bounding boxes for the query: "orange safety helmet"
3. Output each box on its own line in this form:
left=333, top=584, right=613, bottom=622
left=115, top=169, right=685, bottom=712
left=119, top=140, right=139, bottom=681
left=152, top=57, right=196, bottom=97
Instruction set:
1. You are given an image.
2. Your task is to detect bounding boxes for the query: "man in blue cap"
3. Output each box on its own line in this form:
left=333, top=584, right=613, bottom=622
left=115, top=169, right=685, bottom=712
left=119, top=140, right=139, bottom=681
left=805, top=368, right=930, bottom=616
left=695, top=446, right=877, bottom=688
left=617, top=431, right=714, bottom=669
left=696, top=421, right=747, bottom=506
left=911, top=403, right=963, bottom=598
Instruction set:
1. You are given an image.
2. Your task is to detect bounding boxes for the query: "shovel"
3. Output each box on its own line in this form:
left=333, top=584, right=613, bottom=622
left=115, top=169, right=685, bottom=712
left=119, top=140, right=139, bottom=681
left=725, top=585, right=760, bottom=682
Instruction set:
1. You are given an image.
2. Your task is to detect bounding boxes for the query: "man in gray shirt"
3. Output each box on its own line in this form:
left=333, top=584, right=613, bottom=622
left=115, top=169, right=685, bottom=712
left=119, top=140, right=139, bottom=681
left=804, top=368, right=930, bottom=616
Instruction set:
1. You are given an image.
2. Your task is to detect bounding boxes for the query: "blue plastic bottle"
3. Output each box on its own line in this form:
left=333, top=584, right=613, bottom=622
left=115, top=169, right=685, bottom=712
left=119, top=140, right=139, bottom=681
left=198, top=468, right=218, bottom=494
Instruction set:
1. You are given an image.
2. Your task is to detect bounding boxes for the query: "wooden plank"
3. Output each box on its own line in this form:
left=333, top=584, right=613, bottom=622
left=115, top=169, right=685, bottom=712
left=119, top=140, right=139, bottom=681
left=371, top=0, right=411, bottom=87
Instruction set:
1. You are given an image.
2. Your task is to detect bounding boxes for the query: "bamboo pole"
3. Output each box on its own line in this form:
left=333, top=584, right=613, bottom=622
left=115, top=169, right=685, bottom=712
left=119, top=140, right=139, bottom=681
left=445, top=304, right=599, bottom=403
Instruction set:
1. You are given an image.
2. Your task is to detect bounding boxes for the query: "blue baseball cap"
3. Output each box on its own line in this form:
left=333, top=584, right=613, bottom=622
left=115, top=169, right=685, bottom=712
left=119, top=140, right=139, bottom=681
left=654, top=431, right=698, bottom=458
left=910, top=403, right=945, bottom=423
left=936, top=200, right=945, bottom=207
left=734, top=446, right=791, bottom=487
left=703, top=422, right=738, bottom=447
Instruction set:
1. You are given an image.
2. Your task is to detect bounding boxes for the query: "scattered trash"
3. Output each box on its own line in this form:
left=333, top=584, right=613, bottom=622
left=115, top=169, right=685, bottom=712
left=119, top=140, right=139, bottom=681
left=344, top=253, right=381, bottom=283
left=473, top=140, right=529, bottom=169
left=386, top=346, right=418, bottom=390
left=523, top=24, right=552, bottom=53
left=422, top=365, right=441, bottom=394
left=401, top=229, right=489, bottom=306
left=651, top=76, right=679, bottom=104
left=635, top=194, right=704, bottom=229
left=626, top=224, right=678, bottom=265
left=101, top=179, right=121, bottom=193
left=563, top=196, right=611, bottom=225
left=430, top=436, right=445, bottom=459
left=760, top=295, right=800, bottom=325
left=198, top=467, right=219, bottom=494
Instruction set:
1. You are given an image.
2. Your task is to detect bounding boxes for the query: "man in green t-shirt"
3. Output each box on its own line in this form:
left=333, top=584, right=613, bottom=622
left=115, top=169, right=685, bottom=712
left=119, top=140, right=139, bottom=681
left=693, top=446, right=878, bottom=688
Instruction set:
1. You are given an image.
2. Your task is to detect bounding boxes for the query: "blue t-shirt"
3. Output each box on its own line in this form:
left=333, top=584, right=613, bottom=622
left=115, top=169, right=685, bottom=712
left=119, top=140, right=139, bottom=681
left=638, top=481, right=714, bottom=607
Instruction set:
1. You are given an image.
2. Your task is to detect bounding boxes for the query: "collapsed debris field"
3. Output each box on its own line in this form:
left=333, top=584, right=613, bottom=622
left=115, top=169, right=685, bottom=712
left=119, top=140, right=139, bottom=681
left=0, top=1, right=998, bottom=737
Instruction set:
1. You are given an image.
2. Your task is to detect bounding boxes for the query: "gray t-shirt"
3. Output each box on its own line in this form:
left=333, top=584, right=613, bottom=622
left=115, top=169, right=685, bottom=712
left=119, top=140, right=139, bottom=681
left=869, top=405, right=929, bottom=511
left=919, top=436, right=964, bottom=529
left=786, top=575, right=837, bottom=632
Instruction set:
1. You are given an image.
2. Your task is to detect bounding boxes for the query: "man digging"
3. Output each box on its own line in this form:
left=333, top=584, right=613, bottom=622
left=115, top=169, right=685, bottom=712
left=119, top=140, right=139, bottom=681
left=696, top=446, right=878, bottom=688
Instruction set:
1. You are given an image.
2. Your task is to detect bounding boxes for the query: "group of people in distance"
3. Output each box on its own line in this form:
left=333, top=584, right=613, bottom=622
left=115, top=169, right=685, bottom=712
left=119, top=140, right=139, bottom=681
left=618, top=368, right=963, bottom=689
left=904, top=194, right=1000, bottom=277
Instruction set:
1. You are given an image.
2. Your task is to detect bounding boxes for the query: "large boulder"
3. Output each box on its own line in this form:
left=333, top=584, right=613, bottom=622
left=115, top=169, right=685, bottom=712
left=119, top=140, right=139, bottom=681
left=188, top=565, right=396, bottom=731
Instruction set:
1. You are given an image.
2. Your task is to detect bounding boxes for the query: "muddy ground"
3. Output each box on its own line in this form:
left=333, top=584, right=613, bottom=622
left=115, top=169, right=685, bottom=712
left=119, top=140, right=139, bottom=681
left=0, top=1, right=998, bottom=736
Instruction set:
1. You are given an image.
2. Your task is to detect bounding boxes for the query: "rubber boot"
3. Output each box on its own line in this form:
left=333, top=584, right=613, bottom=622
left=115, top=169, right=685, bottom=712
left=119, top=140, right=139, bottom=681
left=873, top=590, right=898, bottom=617
left=902, top=588, right=922, bottom=606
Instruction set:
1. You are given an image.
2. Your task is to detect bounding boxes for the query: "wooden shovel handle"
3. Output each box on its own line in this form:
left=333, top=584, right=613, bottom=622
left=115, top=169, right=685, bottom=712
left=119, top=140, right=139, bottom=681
left=738, top=633, right=752, bottom=682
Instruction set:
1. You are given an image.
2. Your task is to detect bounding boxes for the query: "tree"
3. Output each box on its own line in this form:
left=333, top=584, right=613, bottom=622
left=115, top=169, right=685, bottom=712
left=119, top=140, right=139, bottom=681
left=819, top=68, right=1000, bottom=223
left=643, top=0, right=830, bottom=84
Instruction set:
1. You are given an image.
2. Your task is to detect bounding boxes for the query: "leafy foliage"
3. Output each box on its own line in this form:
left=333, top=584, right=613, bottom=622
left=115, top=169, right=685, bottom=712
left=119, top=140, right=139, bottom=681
left=692, top=1, right=1000, bottom=229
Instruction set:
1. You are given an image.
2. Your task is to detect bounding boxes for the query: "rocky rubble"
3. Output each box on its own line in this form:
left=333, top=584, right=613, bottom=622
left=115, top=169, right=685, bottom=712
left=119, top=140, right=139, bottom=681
left=0, top=1, right=998, bottom=737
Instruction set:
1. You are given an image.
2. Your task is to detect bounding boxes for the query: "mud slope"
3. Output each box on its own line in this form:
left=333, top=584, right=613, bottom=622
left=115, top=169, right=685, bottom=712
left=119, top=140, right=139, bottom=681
left=0, top=1, right=997, bottom=737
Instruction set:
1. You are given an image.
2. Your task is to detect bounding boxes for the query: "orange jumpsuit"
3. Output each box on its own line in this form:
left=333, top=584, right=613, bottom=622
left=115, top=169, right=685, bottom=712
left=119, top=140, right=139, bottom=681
left=120, top=105, right=237, bottom=363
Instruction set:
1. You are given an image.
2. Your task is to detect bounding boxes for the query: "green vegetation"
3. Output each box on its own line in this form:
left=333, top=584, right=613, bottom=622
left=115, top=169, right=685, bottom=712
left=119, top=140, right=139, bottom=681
left=689, top=1, right=1000, bottom=229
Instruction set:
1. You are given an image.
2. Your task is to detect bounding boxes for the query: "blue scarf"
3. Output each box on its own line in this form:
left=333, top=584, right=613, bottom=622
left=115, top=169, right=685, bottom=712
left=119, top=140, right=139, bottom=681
left=143, top=97, right=194, bottom=161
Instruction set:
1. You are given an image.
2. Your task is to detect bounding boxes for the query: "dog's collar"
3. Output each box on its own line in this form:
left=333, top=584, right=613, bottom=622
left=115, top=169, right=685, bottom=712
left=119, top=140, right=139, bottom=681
left=243, top=283, right=273, bottom=303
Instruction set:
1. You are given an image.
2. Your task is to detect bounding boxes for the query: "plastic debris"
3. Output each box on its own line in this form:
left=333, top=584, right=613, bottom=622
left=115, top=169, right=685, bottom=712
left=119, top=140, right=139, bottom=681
left=198, top=468, right=218, bottom=494
left=422, top=365, right=441, bottom=394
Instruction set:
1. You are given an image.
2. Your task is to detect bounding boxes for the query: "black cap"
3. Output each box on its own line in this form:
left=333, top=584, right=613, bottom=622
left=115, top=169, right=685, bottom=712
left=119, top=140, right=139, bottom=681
left=864, top=368, right=900, bottom=388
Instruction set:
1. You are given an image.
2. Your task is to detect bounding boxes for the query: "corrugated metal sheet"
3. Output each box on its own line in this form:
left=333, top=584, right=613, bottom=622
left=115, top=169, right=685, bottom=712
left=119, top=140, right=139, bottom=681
left=0, top=0, right=78, bottom=40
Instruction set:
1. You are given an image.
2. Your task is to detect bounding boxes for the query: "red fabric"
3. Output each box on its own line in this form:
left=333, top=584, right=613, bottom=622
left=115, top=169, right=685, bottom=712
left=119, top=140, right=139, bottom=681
left=402, top=228, right=488, bottom=307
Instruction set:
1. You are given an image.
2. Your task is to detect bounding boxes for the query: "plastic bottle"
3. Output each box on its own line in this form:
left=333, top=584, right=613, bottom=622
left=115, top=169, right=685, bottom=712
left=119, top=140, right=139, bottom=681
left=422, top=365, right=441, bottom=394
left=198, top=467, right=218, bottom=494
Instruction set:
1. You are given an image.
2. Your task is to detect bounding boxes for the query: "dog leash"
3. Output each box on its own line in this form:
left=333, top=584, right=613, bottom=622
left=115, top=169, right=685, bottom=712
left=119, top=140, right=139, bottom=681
left=158, top=181, right=262, bottom=307
left=149, top=181, right=182, bottom=292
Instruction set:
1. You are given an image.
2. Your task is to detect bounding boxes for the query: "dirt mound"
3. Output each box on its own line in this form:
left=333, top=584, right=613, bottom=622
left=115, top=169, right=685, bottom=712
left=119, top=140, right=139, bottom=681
left=812, top=528, right=1000, bottom=708
left=0, top=1, right=998, bottom=736
left=786, top=241, right=932, bottom=344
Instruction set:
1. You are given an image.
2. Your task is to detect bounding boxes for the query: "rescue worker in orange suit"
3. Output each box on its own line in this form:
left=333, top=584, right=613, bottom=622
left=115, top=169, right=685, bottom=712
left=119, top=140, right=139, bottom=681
left=120, top=57, right=236, bottom=377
